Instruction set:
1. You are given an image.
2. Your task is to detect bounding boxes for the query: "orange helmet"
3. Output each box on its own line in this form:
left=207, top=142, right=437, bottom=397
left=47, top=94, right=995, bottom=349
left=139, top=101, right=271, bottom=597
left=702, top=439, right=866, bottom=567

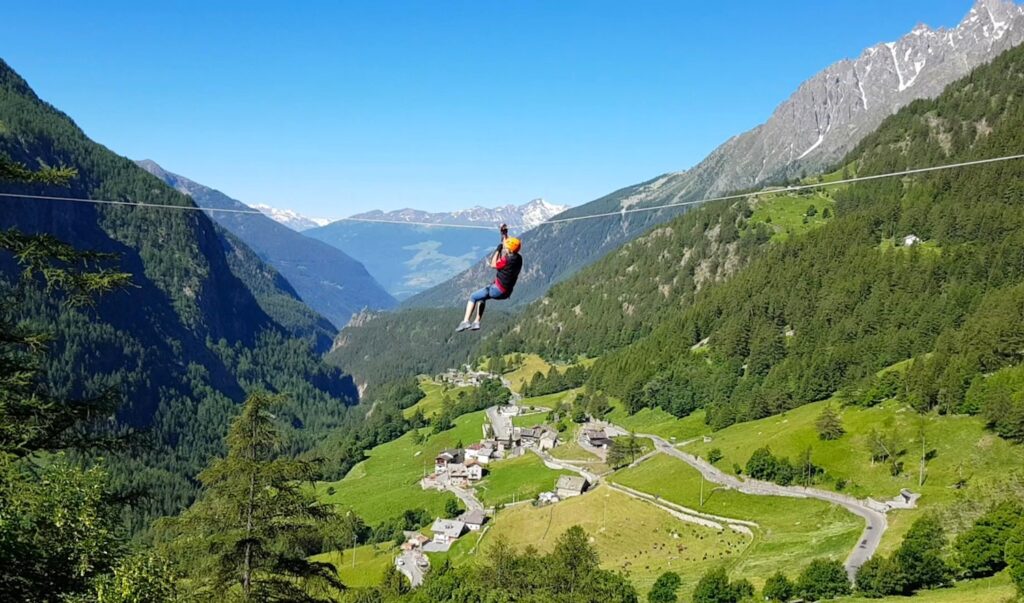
left=504, top=237, right=521, bottom=253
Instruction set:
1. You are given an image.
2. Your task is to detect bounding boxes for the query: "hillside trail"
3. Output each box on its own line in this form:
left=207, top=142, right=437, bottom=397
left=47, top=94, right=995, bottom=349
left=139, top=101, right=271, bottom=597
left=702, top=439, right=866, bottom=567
left=611, top=427, right=887, bottom=580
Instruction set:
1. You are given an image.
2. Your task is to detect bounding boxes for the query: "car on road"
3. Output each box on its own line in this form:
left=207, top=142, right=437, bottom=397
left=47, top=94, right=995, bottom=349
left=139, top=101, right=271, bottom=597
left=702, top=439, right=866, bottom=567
left=397, top=558, right=405, bottom=566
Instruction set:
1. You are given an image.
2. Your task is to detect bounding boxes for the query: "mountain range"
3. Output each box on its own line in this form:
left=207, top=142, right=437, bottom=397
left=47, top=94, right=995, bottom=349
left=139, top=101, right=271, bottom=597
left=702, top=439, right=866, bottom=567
left=136, top=160, right=397, bottom=332
left=406, top=0, right=1024, bottom=309
left=0, top=59, right=361, bottom=527
left=253, top=204, right=332, bottom=231
left=304, top=199, right=567, bottom=299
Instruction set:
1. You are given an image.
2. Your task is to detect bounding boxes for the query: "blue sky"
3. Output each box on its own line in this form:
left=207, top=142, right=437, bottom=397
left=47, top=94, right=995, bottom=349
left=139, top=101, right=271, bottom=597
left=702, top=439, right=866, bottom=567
left=1, top=1, right=974, bottom=217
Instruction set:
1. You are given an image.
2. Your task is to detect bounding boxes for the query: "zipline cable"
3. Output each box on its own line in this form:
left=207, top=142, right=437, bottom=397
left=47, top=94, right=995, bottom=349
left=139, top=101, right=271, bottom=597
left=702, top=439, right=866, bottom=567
left=541, top=153, right=1024, bottom=226
left=2, top=153, right=1023, bottom=231
left=0, top=191, right=497, bottom=230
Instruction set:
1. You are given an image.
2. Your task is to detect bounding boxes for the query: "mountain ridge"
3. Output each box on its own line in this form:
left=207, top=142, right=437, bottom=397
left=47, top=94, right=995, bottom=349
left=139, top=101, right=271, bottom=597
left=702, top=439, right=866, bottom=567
left=405, top=0, right=1024, bottom=309
left=136, top=159, right=398, bottom=331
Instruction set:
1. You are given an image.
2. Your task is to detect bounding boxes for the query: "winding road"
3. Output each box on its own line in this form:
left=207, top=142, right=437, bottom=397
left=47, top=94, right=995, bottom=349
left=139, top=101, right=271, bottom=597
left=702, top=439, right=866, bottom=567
left=396, top=550, right=428, bottom=588
left=623, top=430, right=887, bottom=579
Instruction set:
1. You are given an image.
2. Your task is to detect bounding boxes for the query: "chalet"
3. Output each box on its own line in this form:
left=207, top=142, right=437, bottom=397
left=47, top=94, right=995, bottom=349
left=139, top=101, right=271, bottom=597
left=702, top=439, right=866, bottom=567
left=584, top=429, right=613, bottom=448
left=434, top=449, right=464, bottom=473
left=556, top=475, right=588, bottom=498
left=430, top=518, right=466, bottom=544
left=459, top=509, right=487, bottom=531
left=520, top=426, right=544, bottom=446
left=448, top=462, right=483, bottom=482
left=465, top=443, right=495, bottom=465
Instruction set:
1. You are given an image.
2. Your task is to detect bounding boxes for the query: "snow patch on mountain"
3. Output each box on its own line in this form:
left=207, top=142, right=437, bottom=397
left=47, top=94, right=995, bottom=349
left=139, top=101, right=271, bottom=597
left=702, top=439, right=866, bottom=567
left=252, top=205, right=333, bottom=231
left=346, top=198, right=569, bottom=232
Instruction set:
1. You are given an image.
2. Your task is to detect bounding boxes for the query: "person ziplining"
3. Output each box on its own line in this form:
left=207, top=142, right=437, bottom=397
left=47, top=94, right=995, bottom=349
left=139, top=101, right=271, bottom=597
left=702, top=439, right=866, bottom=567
left=456, top=223, right=522, bottom=332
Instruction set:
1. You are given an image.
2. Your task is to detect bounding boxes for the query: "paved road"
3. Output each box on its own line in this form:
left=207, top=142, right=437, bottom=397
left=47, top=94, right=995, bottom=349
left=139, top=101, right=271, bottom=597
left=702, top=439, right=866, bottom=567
left=485, top=405, right=513, bottom=441
left=531, top=448, right=601, bottom=484
left=448, top=482, right=484, bottom=512
left=619, top=429, right=887, bottom=579
left=396, top=550, right=428, bottom=588
left=500, top=377, right=523, bottom=404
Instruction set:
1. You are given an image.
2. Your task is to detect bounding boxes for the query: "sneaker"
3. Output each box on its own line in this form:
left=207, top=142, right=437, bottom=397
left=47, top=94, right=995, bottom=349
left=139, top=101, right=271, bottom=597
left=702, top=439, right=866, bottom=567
left=455, top=321, right=472, bottom=332
left=470, top=321, right=481, bottom=331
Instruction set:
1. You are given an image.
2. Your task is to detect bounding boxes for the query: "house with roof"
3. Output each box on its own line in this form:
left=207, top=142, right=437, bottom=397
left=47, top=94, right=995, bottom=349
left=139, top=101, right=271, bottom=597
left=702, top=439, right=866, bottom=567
left=556, top=475, right=588, bottom=498
left=459, top=509, right=487, bottom=531
left=520, top=426, right=544, bottom=446
left=434, top=449, right=464, bottom=473
left=465, top=443, right=495, bottom=465
left=430, top=518, right=466, bottom=545
left=447, top=461, right=483, bottom=482
left=520, top=425, right=560, bottom=450
left=902, top=234, right=922, bottom=247
left=584, top=429, right=613, bottom=448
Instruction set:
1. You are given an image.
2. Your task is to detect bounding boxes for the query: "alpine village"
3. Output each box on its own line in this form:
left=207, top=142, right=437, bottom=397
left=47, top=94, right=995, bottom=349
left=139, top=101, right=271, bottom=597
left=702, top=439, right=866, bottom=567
left=5, top=1, right=1024, bottom=602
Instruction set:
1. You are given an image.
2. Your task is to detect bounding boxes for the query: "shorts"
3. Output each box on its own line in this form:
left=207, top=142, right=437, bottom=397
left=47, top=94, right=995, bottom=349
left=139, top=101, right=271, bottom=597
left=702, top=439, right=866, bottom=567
left=470, top=284, right=508, bottom=303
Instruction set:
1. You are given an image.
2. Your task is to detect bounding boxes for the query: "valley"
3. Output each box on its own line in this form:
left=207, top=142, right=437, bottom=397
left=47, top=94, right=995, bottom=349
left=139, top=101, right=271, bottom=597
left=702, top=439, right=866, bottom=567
left=4, top=2, right=1024, bottom=602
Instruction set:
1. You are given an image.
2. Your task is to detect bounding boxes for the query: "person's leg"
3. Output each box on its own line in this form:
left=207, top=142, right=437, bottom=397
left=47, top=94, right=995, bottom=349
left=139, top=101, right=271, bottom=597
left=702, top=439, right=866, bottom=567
left=458, top=287, right=490, bottom=331
left=472, top=286, right=503, bottom=329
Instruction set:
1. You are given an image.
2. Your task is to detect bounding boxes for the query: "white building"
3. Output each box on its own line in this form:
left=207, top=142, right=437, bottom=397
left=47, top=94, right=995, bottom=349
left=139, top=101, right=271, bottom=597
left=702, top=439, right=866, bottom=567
left=430, top=519, right=466, bottom=544
left=459, top=509, right=487, bottom=531
left=902, top=234, right=922, bottom=247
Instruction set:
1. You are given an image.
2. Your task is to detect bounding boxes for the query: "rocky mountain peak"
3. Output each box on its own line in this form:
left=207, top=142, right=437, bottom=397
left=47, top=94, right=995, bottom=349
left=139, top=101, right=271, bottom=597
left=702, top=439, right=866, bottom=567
left=618, top=0, right=1024, bottom=211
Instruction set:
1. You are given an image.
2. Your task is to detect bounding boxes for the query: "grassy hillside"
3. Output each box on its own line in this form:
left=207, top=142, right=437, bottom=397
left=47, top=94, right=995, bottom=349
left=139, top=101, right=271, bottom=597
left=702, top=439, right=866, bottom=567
left=845, top=572, right=1014, bottom=603
left=316, top=411, right=487, bottom=524
left=683, top=398, right=1024, bottom=552
left=480, top=485, right=750, bottom=598
left=401, top=379, right=472, bottom=419
left=606, top=404, right=711, bottom=442
left=502, top=353, right=555, bottom=392
left=475, top=453, right=573, bottom=507
left=311, top=543, right=398, bottom=588
left=612, top=455, right=863, bottom=584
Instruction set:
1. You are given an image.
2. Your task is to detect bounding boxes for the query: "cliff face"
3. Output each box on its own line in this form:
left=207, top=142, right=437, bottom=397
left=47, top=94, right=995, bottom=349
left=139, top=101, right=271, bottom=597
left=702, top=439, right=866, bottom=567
left=679, top=0, right=1024, bottom=197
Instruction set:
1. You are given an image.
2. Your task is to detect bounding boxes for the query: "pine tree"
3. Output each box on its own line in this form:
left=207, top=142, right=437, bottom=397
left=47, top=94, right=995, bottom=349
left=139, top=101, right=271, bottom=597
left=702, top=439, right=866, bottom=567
left=0, top=160, right=134, bottom=601
left=161, top=392, right=343, bottom=601
left=648, top=571, right=681, bottom=603
left=548, top=525, right=599, bottom=596
left=816, top=404, right=845, bottom=440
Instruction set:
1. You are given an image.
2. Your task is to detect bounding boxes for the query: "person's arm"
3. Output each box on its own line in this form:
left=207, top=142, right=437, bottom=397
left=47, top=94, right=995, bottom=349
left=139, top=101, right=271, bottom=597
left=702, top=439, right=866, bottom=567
left=488, top=248, right=504, bottom=269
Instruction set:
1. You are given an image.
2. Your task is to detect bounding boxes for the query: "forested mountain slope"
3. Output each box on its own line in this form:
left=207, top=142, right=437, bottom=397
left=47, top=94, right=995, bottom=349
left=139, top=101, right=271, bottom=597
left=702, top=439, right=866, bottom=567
left=580, top=41, right=1024, bottom=431
left=138, top=160, right=396, bottom=332
left=476, top=189, right=836, bottom=360
left=325, top=308, right=513, bottom=392
left=0, top=58, right=359, bottom=528
left=406, top=0, right=1024, bottom=310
